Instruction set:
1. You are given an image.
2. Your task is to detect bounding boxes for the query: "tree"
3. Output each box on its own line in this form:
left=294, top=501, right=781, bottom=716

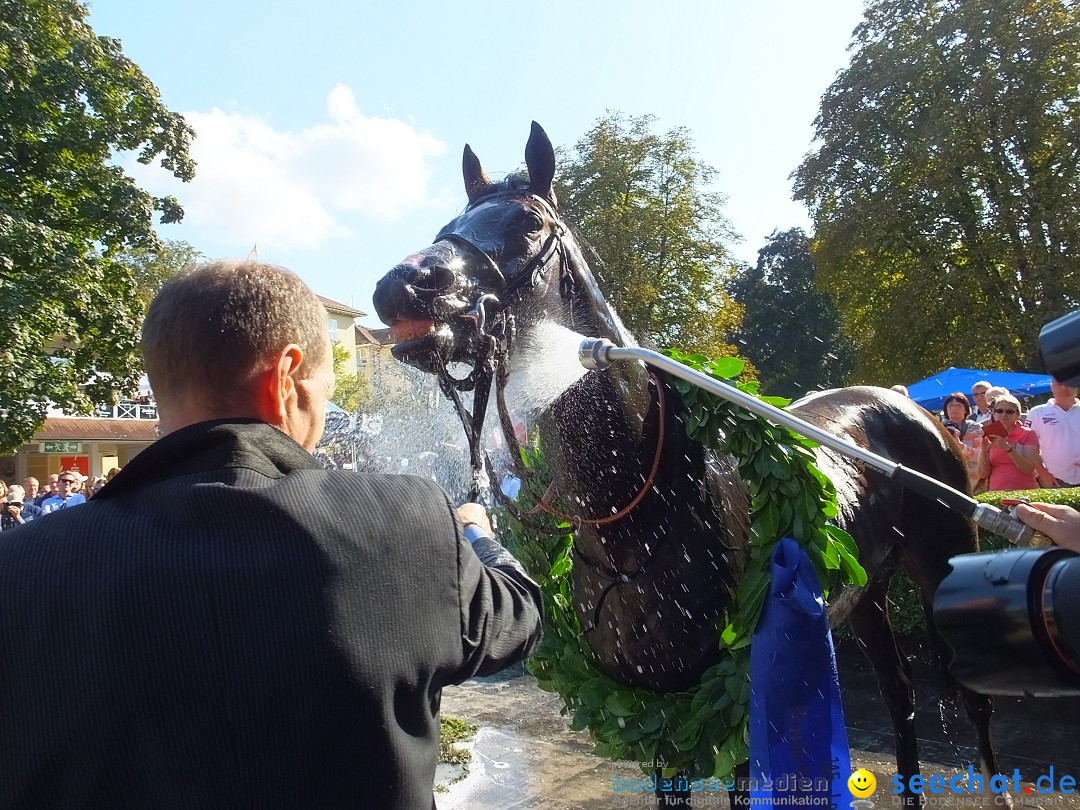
left=331, top=343, right=372, bottom=414
left=793, top=0, right=1080, bottom=384
left=0, top=0, right=194, bottom=452
left=115, top=240, right=205, bottom=309
left=555, top=112, right=743, bottom=359
left=728, top=229, right=855, bottom=396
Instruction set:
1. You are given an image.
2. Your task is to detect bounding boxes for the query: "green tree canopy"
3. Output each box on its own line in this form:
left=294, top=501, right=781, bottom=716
left=728, top=229, right=855, bottom=397
left=793, top=0, right=1080, bottom=384
left=0, top=0, right=193, bottom=452
left=115, top=239, right=204, bottom=309
left=555, top=112, right=743, bottom=359
left=330, top=343, right=372, bottom=414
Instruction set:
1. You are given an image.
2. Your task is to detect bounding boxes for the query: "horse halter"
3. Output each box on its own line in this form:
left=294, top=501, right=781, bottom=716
left=434, top=191, right=573, bottom=308
left=430, top=190, right=575, bottom=504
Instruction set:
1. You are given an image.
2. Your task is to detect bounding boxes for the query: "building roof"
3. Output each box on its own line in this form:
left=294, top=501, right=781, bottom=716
left=317, top=295, right=366, bottom=318
left=355, top=324, right=395, bottom=346
left=34, top=418, right=159, bottom=442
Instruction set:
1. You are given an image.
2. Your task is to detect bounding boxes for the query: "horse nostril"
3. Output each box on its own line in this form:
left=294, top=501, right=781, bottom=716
left=409, top=264, right=456, bottom=293
left=430, top=265, right=456, bottom=291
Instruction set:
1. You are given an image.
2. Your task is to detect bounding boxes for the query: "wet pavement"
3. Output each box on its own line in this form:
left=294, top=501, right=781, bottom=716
left=437, top=642, right=1080, bottom=809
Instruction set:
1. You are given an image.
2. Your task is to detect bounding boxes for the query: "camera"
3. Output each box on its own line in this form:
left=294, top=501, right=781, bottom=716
left=934, top=548, right=1080, bottom=695
left=931, top=308, right=1080, bottom=696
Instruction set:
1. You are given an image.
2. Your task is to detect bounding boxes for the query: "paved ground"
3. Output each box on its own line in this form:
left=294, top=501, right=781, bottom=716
left=436, top=642, right=1080, bottom=810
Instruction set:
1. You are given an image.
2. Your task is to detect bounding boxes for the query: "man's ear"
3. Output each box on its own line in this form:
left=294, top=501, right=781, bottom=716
left=256, top=344, right=304, bottom=426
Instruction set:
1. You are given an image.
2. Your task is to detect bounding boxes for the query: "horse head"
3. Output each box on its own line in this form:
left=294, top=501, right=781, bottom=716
left=373, top=122, right=626, bottom=377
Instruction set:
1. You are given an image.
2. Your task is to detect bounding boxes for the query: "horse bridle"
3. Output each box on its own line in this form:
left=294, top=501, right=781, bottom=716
left=428, top=191, right=575, bottom=507
left=429, top=189, right=670, bottom=626
left=433, top=191, right=574, bottom=307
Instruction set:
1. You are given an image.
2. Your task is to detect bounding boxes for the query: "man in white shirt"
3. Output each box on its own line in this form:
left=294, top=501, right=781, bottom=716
left=970, top=380, right=993, bottom=424
left=1026, top=378, right=1080, bottom=486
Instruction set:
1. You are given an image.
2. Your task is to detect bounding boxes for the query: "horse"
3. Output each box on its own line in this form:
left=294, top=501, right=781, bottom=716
left=372, top=122, right=1000, bottom=800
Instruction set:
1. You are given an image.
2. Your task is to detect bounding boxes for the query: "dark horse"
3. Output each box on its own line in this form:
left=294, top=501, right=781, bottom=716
left=373, top=123, right=1000, bottom=796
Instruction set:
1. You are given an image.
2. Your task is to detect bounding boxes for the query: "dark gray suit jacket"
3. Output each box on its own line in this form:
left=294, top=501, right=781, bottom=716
left=0, top=420, right=542, bottom=809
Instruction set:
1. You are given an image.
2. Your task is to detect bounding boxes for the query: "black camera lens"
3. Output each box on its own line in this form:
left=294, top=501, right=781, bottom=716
left=934, top=548, right=1080, bottom=696
left=1041, top=557, right=1080, bottom=677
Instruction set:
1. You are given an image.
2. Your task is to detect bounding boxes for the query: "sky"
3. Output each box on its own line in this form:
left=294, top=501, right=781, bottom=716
left=86, top=0, right=866, bottom=327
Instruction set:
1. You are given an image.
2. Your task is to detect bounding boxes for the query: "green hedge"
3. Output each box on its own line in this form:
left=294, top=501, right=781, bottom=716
left=858, top=487, right=1080, bottom=638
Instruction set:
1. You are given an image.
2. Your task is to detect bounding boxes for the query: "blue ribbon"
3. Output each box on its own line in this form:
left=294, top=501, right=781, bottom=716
left=749, top=537, right=852, bottom=807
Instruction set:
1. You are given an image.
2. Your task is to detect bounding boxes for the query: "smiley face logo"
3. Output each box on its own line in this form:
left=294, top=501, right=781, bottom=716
left=848, top=768, right=877, bottom=798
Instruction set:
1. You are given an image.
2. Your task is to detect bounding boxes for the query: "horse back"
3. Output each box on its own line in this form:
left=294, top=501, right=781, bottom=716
left=789, top=386, right=977, bottom=602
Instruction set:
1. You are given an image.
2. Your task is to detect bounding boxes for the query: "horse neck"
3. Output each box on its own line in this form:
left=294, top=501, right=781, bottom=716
left=531, top=235, right=657, bottom=504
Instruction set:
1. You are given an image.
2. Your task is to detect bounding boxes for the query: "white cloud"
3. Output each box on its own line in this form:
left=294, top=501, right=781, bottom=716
left=130, top=84, right=447, bottom=251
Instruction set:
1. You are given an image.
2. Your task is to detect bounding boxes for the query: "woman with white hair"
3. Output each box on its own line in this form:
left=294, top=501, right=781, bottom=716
left=976, top=393, right=1042, bottom=491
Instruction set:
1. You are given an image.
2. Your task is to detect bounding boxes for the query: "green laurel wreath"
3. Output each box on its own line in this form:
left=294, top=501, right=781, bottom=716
left=524, top=350, right=867, bottom=779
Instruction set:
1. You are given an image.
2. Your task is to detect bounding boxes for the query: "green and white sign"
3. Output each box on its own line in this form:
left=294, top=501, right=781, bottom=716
left=43, top=441, right=82, bottom=454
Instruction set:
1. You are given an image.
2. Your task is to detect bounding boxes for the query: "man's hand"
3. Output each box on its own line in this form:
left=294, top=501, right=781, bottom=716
left=1014, top=502, right=1080, bottom=552
left=456, top=503, right=492, bottom=535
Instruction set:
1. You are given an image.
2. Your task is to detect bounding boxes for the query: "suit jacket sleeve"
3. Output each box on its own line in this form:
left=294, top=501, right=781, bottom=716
left=453, top=525, right=543, bottom=681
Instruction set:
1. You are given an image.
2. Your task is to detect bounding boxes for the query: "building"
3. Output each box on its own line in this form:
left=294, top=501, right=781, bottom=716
left=0, top=296, right=365, bottom=486
left=319, top=295, right=364, bottom=369
left=354, top=324, right=396, bottom=394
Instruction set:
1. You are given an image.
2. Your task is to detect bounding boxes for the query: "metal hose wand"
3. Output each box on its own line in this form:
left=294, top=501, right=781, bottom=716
left=579, top=338, right=1036, bottom=546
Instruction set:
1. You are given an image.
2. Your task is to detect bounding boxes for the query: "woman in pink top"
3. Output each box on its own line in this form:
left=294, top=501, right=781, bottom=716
left=976, top=393, right=1042, bottom=490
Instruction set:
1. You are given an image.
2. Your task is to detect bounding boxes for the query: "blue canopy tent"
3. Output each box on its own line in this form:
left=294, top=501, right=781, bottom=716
left=906, top=367, right=1052, bottom=411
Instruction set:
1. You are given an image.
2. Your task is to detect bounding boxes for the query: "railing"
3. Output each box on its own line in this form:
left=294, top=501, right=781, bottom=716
left=94, top=401, right=158, bottom=420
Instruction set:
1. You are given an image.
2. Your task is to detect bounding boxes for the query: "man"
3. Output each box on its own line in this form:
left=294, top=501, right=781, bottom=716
left=1025, top=377, right=1080, bottom=486
left=970, top=380, right=993, bottom=424
left=22, top=477, right=39, bottom=504
left=0, top=260, right=542, bottom=809
left=1, top=487, right=30, bottom=532
left=32, top=473, right=58, bottom=507
left=15, top=484, right=41, bottom=523
left=38, top=472, right=87, bottom=513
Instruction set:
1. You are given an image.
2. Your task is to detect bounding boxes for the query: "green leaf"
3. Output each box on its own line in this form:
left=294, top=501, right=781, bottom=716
left=707, top=357, right=745, bottom=379
left=605, top=692, right=641, bottom=717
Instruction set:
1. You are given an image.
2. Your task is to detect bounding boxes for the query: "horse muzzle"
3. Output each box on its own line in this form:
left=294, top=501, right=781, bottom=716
left=373, top=242, right=496, bottom=373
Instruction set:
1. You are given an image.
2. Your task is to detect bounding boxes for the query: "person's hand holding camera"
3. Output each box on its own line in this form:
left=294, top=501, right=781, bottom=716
left=1014, top=502, right=1080, bottom=553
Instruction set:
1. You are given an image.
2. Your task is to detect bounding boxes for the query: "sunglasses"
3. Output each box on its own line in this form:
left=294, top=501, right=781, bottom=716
left=994, top=408, right=1018, bottom=415
left=58, top=478, right=76, bottom=484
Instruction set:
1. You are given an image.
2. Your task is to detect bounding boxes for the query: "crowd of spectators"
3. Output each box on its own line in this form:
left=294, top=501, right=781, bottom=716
left=939, top=378, right=1080, bottom=493
left=0, top=467, right=121, bottom=531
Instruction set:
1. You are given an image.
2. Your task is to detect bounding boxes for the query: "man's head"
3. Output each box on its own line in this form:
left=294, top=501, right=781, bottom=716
left=55, top=473, right=78, bottom=497
left=970, top=381, right=992, bottom=411
left=5, top=485, right=23, bottom=513
left=1051, top=377, right=1079, bottom=408
left=23, top=477, right=38, bottom=498
left=141, top=260, right=334, bottom=451
left=44, top=474, right=58, bottom=495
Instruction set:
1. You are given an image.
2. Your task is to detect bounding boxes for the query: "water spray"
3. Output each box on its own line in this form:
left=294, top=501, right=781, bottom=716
left=579, top=338, right=1036, bottom=546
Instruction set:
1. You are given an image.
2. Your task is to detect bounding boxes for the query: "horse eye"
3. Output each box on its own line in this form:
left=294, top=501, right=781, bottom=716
left=517, top=211, right=544, bottom=233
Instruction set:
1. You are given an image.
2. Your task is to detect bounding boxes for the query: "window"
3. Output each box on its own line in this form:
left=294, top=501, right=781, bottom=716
left=328, top=318, right=339, bottom=342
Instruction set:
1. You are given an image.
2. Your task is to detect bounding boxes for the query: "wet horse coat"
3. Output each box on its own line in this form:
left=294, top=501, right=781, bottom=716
left=373, top=123, right=999, bottom=793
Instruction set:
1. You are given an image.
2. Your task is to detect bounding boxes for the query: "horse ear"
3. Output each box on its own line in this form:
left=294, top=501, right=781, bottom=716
left=525, top=121, right=556, bottom=205
left=463, top=144, right=492, bottom=203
